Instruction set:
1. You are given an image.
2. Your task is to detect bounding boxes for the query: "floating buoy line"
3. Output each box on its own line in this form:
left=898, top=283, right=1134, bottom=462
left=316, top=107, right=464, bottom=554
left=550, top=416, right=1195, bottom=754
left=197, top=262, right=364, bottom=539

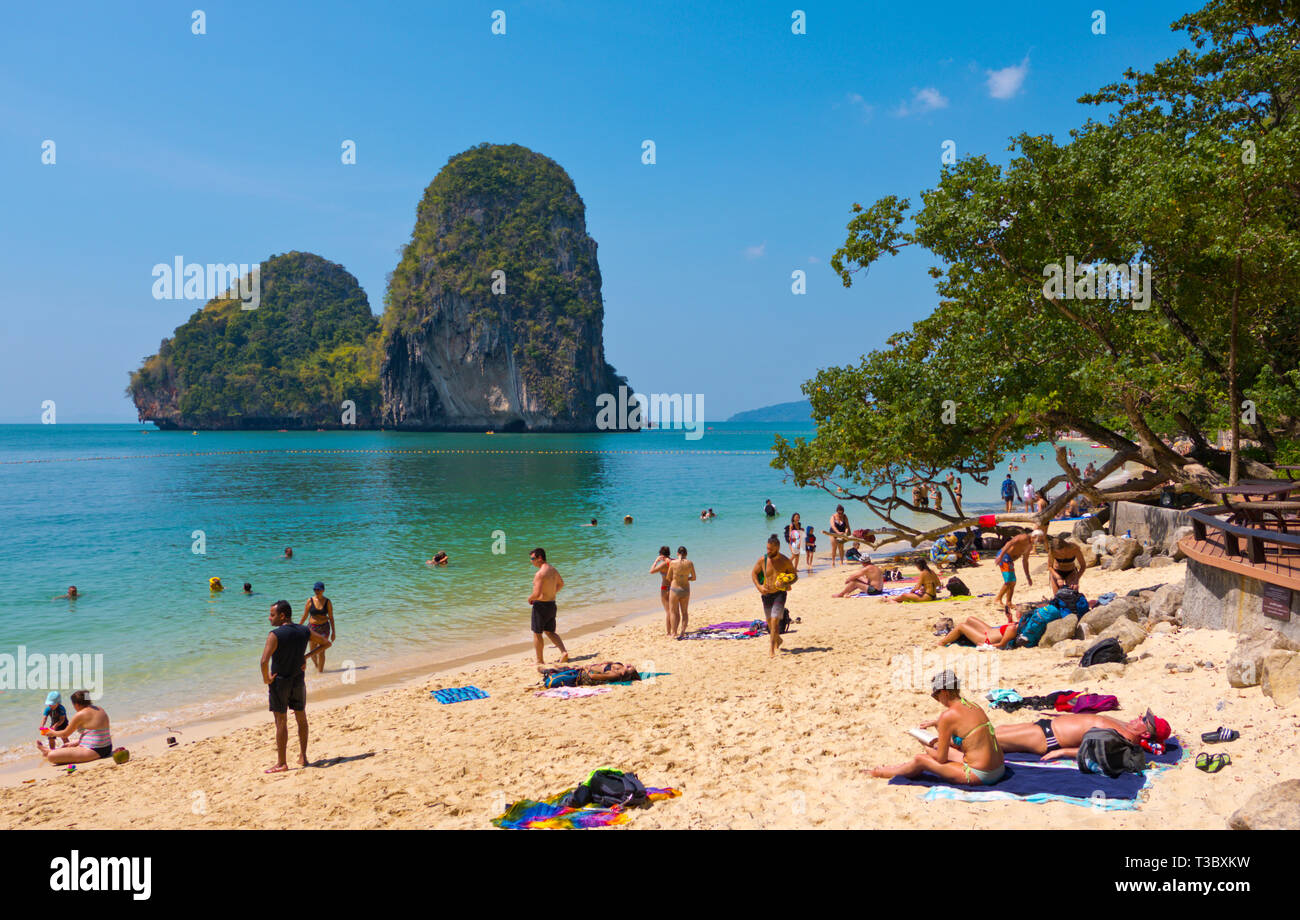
left=2, top=447, right=775, bottom=466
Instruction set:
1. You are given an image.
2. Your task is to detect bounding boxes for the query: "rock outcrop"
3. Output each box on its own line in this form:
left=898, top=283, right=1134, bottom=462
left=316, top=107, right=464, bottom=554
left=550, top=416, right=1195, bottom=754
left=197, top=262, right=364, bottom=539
left=130, top=252, right=381, bottom=429
left=1229, top=780, right=1300, bottom=829
left=380, top=143, right=628, bottom=432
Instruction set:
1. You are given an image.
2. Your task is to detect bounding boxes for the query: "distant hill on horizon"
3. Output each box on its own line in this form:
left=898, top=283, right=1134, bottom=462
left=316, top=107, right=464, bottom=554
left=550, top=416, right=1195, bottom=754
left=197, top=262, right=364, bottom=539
left=727, top=399, right=813, bottom=424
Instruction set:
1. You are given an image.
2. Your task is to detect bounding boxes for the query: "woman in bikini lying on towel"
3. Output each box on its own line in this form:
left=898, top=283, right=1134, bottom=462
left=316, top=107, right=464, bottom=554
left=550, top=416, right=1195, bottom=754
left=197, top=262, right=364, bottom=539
left=865, top=670, right=1006, bottom=786
left=935, top=615, right=1021, bottom=649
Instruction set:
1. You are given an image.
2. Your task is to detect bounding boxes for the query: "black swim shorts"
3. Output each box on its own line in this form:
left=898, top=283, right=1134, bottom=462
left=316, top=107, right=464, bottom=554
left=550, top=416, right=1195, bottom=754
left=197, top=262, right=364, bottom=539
left=268, top=672, right=307, bottom=714
left=531, top=600, right=558, bottom=634
left=761, top=590, right=787, bottom=620
left=1035, top=718, right=1061, bottom=752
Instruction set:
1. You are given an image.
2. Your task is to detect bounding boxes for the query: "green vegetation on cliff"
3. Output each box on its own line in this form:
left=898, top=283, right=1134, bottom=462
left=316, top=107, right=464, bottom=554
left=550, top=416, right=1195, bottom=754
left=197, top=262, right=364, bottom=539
left=129, top=252, right=381, bottom=428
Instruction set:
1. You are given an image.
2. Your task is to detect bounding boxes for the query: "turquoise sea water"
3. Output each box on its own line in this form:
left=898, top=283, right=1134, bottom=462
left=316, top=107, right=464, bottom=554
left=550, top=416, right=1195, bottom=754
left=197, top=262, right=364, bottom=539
left=0, top=424, right=1109, bottom=752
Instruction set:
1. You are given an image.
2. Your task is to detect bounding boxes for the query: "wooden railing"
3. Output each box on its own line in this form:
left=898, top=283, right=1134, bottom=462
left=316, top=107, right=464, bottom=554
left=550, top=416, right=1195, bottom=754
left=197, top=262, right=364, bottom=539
left=1189, top=505, right=1300, bottom=565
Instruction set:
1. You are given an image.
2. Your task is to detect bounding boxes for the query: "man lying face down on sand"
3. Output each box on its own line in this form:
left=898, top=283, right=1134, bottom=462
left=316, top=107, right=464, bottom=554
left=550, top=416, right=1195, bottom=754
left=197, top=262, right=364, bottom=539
left=992, top=709, right=1171, bottom=761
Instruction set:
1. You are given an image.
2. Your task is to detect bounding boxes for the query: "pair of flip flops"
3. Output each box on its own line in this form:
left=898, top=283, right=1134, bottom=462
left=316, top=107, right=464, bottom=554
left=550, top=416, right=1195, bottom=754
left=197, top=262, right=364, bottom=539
left=1200, top=726, right=1239, bottom=743
left=1195, top=752, right=1231, bottom=773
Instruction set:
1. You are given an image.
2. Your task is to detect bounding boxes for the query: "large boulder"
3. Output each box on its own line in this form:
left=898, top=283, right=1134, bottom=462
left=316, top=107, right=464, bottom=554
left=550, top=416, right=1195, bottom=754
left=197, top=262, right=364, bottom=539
left=1072, top=516, right=1104, bottom=541
left=1056, top=639, right=1088, bottom=658
left=1099, top=616, right=1148, bottom=654
left=1111, top=538, right=1143, bottom=571
left=1080, top=596, right=1144, bottom=635
left=1148, top=556, right=1175, bottom=568
left=1228, top=780, right=1300, bottom=830
left=1166, top=524, right=1195, bottom=559
left=1133, top=554, right=1153, bottom=568
left=1262, top=650, right=1300, bottom=705
left=1039, top=614, right=1080, bottom=648
left=1148, top=582, right=1184, bottom=621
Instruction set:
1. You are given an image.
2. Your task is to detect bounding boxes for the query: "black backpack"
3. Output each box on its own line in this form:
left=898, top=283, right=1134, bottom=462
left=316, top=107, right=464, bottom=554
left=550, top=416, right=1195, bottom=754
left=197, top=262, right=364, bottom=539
left=1076, top=728, right=1146, bottom=777
left=564, top=769, right=648, bottom=808
left=1080, top=637, right=1127, bottom=667
left=945, top=576, right=970, bottom=597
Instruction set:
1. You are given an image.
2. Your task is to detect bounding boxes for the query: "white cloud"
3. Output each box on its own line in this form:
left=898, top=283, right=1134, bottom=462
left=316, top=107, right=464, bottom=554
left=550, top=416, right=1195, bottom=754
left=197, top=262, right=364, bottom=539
left=744, top=243, right=766, bottom=260
left=894, top=86, right=949, bottom=117
left=845, top=92, right=874, bottom=122
left=986, top=55, right=1030, bottom=99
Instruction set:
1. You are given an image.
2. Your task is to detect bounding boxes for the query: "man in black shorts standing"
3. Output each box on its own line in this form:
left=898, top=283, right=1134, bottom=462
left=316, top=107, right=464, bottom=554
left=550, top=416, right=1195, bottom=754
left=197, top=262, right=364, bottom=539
left=752, top=534, right=798, bottom=659
left=261, top=599, right=315, bottom=773
left=528, top=547, right=569, bottom=666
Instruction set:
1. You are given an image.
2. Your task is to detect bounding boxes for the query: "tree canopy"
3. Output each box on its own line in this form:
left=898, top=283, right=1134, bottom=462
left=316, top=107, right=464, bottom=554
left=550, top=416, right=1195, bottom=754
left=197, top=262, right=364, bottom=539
left=776, top=0, right=1300, bottom=544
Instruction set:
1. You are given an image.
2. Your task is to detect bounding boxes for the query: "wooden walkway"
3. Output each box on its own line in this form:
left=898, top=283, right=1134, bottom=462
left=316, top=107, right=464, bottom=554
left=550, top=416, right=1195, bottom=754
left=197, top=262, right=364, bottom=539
left=1180, top=531, right=1300, bottom=591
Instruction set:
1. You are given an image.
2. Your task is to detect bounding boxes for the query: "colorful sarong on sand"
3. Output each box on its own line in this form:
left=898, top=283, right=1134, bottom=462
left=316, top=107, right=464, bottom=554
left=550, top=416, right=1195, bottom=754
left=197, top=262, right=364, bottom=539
left=492, top=787, right=682, bottom=829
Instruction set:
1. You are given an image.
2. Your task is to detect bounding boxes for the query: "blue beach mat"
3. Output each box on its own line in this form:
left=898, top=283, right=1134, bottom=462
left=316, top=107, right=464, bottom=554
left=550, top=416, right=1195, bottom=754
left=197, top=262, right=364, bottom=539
left=431, top=686, right=489, bottom=704
left=889, top=740, right=1185, bottom=810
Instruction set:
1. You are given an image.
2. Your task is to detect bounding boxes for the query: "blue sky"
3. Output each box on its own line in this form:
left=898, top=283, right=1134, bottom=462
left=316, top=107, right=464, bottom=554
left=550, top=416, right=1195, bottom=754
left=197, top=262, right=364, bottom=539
left=0, top=0, right=1200, bottom=421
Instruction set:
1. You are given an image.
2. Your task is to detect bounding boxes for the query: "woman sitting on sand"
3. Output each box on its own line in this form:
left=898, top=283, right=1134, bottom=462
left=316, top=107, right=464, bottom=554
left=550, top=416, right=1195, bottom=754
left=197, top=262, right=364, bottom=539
left=867, top=670, right=1005, bottom=786
left=888, top=560, right=940, bottom=603
left=36, top=690, right=114, bottom=765
left=936, top=615, right=1021, bottom=649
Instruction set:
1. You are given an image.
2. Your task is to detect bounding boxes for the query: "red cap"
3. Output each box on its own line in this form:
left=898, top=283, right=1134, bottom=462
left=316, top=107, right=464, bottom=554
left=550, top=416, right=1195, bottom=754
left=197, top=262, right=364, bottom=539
left=1143, top=709, right=1171, bottom=743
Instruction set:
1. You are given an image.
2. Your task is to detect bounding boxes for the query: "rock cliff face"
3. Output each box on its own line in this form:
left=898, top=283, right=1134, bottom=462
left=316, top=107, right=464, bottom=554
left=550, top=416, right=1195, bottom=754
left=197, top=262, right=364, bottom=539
left=129, top=252, right=381, bottom=429
left=380, top=143, right=628, bottom=431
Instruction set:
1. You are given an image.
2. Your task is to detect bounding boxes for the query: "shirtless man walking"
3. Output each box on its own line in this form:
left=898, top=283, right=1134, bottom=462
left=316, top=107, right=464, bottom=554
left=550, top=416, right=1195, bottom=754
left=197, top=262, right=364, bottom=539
left=528, top=547, right=569, bottom=665
left=993, top=529, right=1034, bottom=621
left=752, top=534, right=798, bottom=659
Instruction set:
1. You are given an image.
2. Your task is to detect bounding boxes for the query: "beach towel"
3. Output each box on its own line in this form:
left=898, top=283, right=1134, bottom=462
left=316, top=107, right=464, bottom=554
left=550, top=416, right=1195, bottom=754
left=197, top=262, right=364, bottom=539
left=891, top=740, right=1184, bottom=810
left=431, top=686, right=489, bottom=704
left=678, top=621, right=764, bottom=639
left=986, top=689, right=1023, bottom=708
left=852, top=585, right=914, bottom=599
left=492, top=786, right=681, bottom=829
left=534, top=686, right=612, bottom=699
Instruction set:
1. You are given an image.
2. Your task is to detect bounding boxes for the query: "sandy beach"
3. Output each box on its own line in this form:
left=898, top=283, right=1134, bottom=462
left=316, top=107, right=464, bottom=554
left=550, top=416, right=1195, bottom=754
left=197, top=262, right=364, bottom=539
left=3, top=534, right=1296, bottom=830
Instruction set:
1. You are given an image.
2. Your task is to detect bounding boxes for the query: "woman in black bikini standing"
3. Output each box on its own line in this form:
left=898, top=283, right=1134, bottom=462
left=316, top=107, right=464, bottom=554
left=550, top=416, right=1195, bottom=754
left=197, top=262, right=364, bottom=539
left=828, top=505, right=850, bottom=567
left=1047, top=534, right=1086, bottom=591
left=301, top=581, right=335, bottom=673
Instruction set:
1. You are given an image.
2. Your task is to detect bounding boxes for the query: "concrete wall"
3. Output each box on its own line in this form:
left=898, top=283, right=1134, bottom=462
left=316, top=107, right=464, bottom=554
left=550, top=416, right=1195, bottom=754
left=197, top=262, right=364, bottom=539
left=1109, top=501, right=1192, bottom=547
left=1183, top=558, right=1300, bottom=645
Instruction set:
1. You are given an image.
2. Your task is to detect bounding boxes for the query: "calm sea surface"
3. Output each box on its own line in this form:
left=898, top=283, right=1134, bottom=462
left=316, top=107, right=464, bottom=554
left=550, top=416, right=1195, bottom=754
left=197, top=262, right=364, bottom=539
left=0, top=423, right=1109, bottom=752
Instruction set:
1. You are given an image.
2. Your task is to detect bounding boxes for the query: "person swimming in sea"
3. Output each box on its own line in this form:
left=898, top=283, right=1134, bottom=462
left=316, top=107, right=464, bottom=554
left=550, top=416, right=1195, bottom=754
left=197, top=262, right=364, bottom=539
left=426, top=551, right=449, bottom=566
left=209, top=577, right=224, bottom=592
left=764, top=499, right=777, bottom=518
left=244, top=582, right=254, bottom=594
left=582, top=518, right=597, bottom=527
left=283, top=548, right=293, bottom=559
left=53, top=586, right=79, bottom=600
